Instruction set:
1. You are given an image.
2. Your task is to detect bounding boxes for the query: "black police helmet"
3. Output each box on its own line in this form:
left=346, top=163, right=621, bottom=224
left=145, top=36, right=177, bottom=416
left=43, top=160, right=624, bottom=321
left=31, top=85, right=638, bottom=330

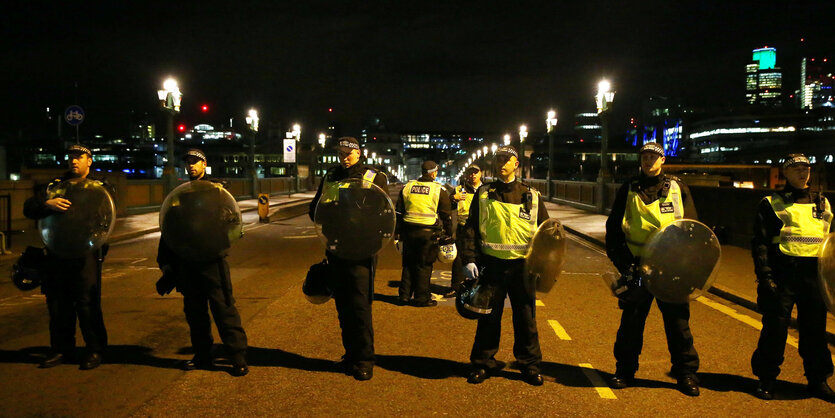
left=11, top=247, right=47, bottom=291
left=303, top=259, right=332, bottom=304
left=11, top=264, right=41, bottom=291
left=455, top=279, right=495, bottom=320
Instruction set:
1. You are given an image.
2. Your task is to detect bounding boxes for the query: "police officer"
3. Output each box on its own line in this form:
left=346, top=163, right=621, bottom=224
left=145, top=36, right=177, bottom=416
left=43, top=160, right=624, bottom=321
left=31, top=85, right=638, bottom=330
left=395, top=160, right=454, bottom=307
left=23, top=144, right=111, bottom=370
left=309, top=137, right=387, bottom=381
left=156, top=148, right=249, bottom=377
left=604, top=142, right=700, bottom=396
left=750, top=154, right=835, bottom=402
left=445, top=164, right=482, bottom=298
left=460, top=146, right=549, bottom=386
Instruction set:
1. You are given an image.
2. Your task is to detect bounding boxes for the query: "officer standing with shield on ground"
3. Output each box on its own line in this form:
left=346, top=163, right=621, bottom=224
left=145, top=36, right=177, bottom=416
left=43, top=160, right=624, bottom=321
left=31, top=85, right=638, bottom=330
left=460, top=145, right=549, bottom=386
left=309, top=137, right=388, bottom=381
left=395, top=160, right=454, bottom=307
left=156, top=148, right=249, bottom=377
left=750, top=154, right=835, bottom=402
left=23, top=144, right=112, bottom=370
left=445, top=164, right=482, bottom=298
left=604, top=142, right=701, bottom=396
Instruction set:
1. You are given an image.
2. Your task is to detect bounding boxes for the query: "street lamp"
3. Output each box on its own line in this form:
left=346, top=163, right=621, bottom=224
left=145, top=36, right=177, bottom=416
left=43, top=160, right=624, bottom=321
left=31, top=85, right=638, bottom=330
left=503, top=134, right=511, bottom=146
left=595, top=79, right=616, bottom=213
left=292, top=123, right=301, bottom=193
left=246, top=109, right=259, bottom=198
left=546, top=110, right=558, bottom=199
left=519, top=124, right=528, bottom=179
left=157, top=77, right=182, bottom=192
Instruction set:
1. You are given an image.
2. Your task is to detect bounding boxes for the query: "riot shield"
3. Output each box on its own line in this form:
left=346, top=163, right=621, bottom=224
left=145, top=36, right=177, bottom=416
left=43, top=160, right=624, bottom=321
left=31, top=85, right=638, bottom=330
left=314, top=178, right=395, bottom=260
left=640, top=219, right=721, bottom=303
left=525, top=218, right=566, bottom=293
left=817, top=232, right=835, bottom=314
left=159, top=180, right=243, bottom=262
left=38, top=178, right=116, bottom=258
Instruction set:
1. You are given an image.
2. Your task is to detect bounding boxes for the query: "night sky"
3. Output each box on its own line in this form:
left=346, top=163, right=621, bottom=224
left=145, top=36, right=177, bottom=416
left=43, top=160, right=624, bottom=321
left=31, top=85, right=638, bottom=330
left=3, top=1, right=833, bottom=139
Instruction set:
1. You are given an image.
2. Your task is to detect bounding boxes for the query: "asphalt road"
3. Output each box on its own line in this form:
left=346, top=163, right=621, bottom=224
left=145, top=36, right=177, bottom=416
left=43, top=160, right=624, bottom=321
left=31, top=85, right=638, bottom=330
left=1, top=208, right=834, bottom=416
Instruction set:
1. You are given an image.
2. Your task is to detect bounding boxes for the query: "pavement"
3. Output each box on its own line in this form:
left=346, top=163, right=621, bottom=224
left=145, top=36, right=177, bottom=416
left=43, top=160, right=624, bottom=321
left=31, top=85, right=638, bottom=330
left=2, top=191, right=831, bottom=340
left=542, top=200, right=835, bottom=341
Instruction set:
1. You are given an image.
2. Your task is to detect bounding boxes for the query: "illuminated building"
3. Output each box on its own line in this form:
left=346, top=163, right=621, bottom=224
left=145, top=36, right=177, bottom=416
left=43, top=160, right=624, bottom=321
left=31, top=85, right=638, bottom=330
left=573, top=112, right=601, bottom=143
left=800, top=57, right=834, bottom=109
left=746, top=47, right=783, bottom=107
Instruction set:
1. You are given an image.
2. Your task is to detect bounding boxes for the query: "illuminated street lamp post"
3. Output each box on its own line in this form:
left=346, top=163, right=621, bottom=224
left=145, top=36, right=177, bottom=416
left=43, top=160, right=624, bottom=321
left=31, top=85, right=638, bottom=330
left=595, top=79, right=616, bottom=213
left=503, top=134, right=511, bottom=146
left=519, top=124, right=528, bottom=179
left=318, top=133, right=326, bottom=179
left=546, top=110, right=558, bottom=199
left=292, top=123, right=301, bottom=193
left=246, top=109, right=259, bottom=198
left=157, top=77, right=182, bottom=192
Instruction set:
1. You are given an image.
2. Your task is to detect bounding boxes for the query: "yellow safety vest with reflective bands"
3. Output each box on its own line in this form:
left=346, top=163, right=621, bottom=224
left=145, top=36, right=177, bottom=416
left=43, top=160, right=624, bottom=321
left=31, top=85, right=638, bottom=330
left=478, top=186, right=539, bottom=259
left=320, top=169, right=378, bottom=203
left=456, top=185, right=476, bottom=225
left=767, top=193, right=832, bottom=257
left=402, top=180, right=441, bottom=226
left=622, top=180, right=684, bottom=257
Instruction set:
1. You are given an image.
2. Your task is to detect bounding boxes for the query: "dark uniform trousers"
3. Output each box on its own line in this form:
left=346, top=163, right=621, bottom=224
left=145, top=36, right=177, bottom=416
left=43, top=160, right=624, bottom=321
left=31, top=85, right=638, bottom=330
left=450, top=223, right=468, bottom=292
left=470, top=257, right=541, bottom=373
left=398, top=225, right=439, bottom=303
left=328, top=252, right=375, bottom=370
left=175, top=258, right=247, bottom=357
left=43, top=250, right=107, bottom=354
left=614, top=295, right=699, bottom=377
left=752, top=260, right=833, bottom=383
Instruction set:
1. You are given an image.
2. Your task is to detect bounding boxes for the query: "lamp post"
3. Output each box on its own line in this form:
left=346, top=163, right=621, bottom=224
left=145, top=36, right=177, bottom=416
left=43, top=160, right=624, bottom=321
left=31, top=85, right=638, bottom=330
left=292, top=123, right=301, bottom=193
left=318, top=133, right=326, bottom=180
left=157, top=77, right=182, bottom=192
left=546, top=110, right=558, bottom=199
left=503, top=134, right=511, bottom=146
left=245, top=109, right=259, bottom=198
left=595, top=79, right=616, bottom=213
left=519, top=124, right=528, bottom=179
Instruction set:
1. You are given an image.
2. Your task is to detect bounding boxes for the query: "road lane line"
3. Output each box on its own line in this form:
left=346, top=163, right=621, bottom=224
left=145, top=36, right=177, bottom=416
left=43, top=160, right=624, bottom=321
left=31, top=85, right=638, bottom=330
left=695, top=296, right=804, bottom=351
left=567, top=235, right=607, bottom=255
left=536, top=300, right=545, bottom=307
left=579, top=363, right=617, bottom=399
left=547, top=319, right=572, bottom=340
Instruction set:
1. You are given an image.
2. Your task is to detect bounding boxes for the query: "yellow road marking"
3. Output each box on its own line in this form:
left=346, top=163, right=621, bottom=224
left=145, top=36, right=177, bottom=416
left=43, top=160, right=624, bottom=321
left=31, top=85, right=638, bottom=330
left=536, top=300, right=545, bottom=307
left=579, top=363, right=617, bottom=399
left=695, top=296, right=803, bottom=351
left=547, top=319, right=572, bottom=340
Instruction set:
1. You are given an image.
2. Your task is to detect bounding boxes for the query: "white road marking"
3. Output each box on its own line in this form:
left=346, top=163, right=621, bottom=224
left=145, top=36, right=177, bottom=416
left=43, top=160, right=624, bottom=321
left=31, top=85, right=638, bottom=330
left=579, top=363, right=617, bottom=399
left=547, top=319, right=572, bottom=340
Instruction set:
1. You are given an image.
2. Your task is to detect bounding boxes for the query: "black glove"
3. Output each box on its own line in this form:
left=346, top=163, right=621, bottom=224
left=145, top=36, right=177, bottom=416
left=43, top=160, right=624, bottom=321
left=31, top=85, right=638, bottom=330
left=757, top=274, right=778, bottom=295
left=156, top=267, right=177, bottom=296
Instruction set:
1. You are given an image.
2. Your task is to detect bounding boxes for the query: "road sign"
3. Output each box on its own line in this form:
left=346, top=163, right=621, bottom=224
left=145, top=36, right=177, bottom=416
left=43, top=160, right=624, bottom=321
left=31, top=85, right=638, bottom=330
left=283, top=139, right=296, bottom=163
left=64, top=105, right=85, bottom=126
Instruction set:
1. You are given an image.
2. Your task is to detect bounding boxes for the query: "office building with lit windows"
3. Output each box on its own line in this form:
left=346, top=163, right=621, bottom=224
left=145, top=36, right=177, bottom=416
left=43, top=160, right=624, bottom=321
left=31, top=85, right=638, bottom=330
left=800, top=57, right=834, bottom=109
left=746, top=47, right=783, bottom=107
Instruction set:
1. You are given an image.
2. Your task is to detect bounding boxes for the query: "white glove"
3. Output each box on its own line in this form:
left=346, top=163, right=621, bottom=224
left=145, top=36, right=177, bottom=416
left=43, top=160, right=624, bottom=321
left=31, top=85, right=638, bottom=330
left=465, top=262, right=479, bottom=280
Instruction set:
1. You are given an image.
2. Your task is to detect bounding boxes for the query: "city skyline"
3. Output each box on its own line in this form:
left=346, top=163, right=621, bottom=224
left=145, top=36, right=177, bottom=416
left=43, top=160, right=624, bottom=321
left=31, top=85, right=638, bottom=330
left=3, top=1, right=834, bottom=138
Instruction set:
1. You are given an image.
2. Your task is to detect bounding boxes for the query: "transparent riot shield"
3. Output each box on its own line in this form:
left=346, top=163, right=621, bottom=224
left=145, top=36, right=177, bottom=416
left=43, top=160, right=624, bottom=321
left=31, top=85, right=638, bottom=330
left=38, top=178, right=116, bottom=258
left=817, top=233, right=835, bottom=314
left=525, top=218, right=566, bottom=293
left=159, top=180, right=243, bottom=262
left=314, top=178, right=396, bottom=260
left=640, top=219, right=721, bottom=303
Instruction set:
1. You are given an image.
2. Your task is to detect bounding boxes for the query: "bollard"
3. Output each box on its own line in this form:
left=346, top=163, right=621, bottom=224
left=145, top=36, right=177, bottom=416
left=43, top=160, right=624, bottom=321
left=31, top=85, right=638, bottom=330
left=258, top=194, right=270, bottom=223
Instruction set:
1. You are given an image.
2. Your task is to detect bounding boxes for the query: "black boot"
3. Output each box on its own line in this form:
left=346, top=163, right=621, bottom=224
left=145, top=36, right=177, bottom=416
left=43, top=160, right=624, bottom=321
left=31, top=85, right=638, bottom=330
left=754, top=379, right=775, bottom=400
left=808, top=381, right=835, bottom=403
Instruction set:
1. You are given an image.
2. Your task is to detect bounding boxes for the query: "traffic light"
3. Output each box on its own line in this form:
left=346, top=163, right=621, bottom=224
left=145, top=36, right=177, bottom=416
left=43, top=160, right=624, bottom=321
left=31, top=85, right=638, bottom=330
left=178, top=124, right=186, bottom=132
left=201, top=104, right=209, bottom=112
